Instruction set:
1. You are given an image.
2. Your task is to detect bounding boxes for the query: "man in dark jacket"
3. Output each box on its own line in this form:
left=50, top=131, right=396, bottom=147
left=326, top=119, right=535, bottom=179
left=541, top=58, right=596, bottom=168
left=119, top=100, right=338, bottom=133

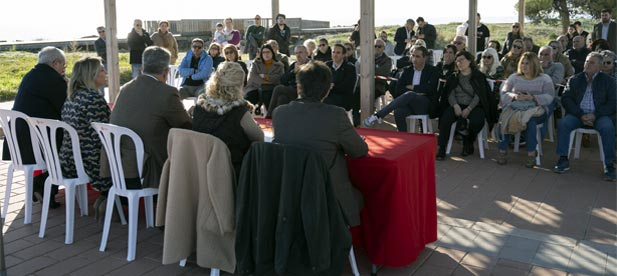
left=2, top=46, right=68, bottom=207
left=553, top=52, right=616, bottom=181
left=94, top=26, right=107, bottom=67
left=324, top=44, right=356, bottom=110
left=592, top=9, right=617, bottom=51
left=266, top=13, right=291, bottom=56
left=127, top=19, right=153, bottom=79
left=363, top=46, right=440, bottom=131
left=566, top=36, right=591, bottom=74
left=394, top=19, right=415, bottom=55
left=244, top=15, right=266, bottom=60
left=266, top=45, right=310, bottom=119
left=416, top=17, right=437, bottom=49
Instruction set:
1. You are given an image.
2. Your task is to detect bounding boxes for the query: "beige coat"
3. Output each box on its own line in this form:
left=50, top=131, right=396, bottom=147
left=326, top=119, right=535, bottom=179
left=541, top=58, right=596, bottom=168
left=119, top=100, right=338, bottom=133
left=151, top=31, right=179, bottom=64
left=156, top=128, right=236, bottom=272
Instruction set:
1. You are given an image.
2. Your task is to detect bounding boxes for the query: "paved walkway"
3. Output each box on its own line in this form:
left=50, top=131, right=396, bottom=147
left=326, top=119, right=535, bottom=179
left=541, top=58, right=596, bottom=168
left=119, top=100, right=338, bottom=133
left=0, top=101, right=614, bottom=275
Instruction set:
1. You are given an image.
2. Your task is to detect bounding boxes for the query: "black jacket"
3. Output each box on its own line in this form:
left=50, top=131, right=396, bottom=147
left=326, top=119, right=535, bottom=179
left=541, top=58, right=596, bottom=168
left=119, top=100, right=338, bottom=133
left=394, top=26, right=414, bottom=55
left=267, top=24, right=291, bottom=56
left=127, top=28, right=153, bottom=64
left=325, top=60, right=356, bottom=110
left=2, top=64, right=67, bottom=164
left=441, top=69, right=498, bottom=130
left=236, top=142, right=351, bottom=275
left=418, top=23, right=437, bottom=49
left=562, top=71, right=616, bottom=123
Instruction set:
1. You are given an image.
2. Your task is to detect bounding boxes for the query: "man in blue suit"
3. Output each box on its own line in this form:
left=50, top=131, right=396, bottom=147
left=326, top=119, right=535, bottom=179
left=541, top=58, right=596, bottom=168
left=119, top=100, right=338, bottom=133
left=553, top=52, right=616, bottom=181
left=393, top=19, right=415, bottom=56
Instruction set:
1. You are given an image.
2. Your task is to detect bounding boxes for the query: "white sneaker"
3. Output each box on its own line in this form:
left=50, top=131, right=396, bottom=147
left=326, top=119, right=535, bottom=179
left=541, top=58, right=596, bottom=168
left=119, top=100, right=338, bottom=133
left=362, top=115, right=379, bottom=127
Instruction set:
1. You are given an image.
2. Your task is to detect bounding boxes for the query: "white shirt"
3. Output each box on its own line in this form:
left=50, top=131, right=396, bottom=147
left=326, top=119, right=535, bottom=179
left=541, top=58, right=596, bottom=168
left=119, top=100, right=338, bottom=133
left=412, top=69, right=422, bottom=86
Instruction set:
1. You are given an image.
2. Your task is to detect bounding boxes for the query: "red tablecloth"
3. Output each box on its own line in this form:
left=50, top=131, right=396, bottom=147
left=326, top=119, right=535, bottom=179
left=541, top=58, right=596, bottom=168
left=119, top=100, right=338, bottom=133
left=254, top=118, right=437, bottom=267
left=349, top=128, right=437, bottom=267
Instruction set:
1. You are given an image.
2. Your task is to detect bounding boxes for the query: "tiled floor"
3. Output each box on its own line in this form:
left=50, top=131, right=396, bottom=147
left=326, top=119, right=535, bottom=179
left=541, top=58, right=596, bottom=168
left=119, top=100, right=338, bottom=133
left=0, top=100, right=615, bottom=275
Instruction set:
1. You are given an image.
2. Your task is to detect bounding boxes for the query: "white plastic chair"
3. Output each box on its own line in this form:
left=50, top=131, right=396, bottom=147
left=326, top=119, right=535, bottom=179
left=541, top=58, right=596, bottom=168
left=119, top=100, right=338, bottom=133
left=0, top=110, right=46, bottom=224
left=92, top=122, right=158, bottom=262
left=568, top=128, right=605, bottom=164
left=512, top=123, right=544, bottom=166
left=167, top=65, right=181, bottom=88
left=348, top=247, right=360, bottom=276
left=446, top=121, right=489, bottom=159
left=27, top=118, right=89, bottom=244
left=406, top=114, right=433, bottom=134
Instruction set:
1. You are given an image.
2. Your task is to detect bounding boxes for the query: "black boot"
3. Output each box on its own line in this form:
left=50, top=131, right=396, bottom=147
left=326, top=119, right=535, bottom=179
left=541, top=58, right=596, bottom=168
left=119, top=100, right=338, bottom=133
left=461, top=140, right=474, bottom=157
left=436, top=147, right=446, bottom=161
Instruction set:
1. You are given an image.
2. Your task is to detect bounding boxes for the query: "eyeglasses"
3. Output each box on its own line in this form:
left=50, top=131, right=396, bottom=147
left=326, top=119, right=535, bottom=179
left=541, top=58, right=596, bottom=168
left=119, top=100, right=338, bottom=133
left=453, top=41, right=464, bottom=45
left=604, top=61, right=614, bottom=65
left=512, top=25, right=519, bottom=28
left=224, top=51, right=234, bottom=55
left=512, top=45, right=522, bottom=49
left=211, top=47, right=219, bottom=51
left=374, top=45, right=384, bottom=48
left=482, top=55, right=492, bottom=59
left=192, top=45, right=202, bottom=49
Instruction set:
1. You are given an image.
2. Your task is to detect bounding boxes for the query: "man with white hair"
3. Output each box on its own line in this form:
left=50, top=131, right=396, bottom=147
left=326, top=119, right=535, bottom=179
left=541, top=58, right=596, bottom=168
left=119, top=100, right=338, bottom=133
left=2, top=46, right=68, bottom=208
left=538, top=45, right=565, bottom=86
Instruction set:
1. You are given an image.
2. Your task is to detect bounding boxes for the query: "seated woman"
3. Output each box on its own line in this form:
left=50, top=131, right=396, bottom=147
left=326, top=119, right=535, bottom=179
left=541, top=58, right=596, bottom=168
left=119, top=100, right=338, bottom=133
left=436, top=44, right=457, bottom=80
left=59, top=57, right=112, bottom=218
left=222, top=44, right=248, bottom=86
left=208, top=42, right=225, bottom=70
left=479, top=47, right=504, bottom=80
left=600, top=50, right=616, bottom=79
left=272, top=61, right=368, bottom=227
left=244, top=44, right=285, bottom=114
left=500, top=38, right=523, bottom=79
left=436, top=51, right=497, bottom=160
left=497, top=52, right=555, bottom=167
left=192, top=61, right=264, bottom=177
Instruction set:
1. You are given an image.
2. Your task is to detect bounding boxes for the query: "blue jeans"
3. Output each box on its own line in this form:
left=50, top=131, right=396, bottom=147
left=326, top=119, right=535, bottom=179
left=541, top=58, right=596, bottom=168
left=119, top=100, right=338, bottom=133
left=375, top=91, right=429, bottom=132
left=498, top=113, right=547, bottom=153
left=556, top=114, right=616, bottom=166
left=131, top=64, right=142, bottom=79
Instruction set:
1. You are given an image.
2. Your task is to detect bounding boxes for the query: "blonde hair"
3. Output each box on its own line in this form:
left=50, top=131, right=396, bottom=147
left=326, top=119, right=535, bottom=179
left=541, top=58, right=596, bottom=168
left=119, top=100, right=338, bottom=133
left=223, top=44, right=239, bottom=61
left=517, top=52, right=543, bottom=78
left=205, top=61, right=245, bottom=102
left=68, top=57, right=103, bottom=98
left=479, top=48, right=500, bottom=76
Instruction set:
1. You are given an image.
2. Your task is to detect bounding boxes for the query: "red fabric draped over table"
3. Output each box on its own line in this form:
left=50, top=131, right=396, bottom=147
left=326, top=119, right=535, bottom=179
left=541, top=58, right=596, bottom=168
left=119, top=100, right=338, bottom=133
left=254, top=118, right=437, bottom=267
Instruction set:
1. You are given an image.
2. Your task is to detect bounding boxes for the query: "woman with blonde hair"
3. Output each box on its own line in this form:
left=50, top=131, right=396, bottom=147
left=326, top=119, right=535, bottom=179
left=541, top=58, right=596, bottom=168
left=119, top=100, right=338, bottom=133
left=303, top=39, right=316, bottom=59
left=479, top=47, right=504, bottom=79
left=497, top=52, right=554, bottom=167
left=192, top=61, right=263, bottom=176
left=59, top=56, right=111, bottom=218
left=151, top=20, right=179, bottom=64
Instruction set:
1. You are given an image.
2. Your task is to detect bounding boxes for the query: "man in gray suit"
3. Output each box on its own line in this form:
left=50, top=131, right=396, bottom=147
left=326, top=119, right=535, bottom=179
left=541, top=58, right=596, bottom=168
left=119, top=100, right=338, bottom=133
left=107, top=46, right=192, bottom=189
left=272, top=61, right=368, bottom=227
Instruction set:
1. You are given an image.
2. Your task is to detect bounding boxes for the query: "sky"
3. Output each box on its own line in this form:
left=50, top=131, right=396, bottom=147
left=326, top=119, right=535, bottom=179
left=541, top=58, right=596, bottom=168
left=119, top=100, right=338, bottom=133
left=0, top=0, right=520, bottom=42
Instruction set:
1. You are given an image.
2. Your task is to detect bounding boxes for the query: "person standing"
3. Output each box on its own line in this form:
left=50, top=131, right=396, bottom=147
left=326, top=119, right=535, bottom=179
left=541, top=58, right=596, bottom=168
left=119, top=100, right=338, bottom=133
left=94, top=26, right=107, bottom=68
left=416, top=17, right=437, bottom=49
left=592, top=9, right=617, bottom=51
left=127, top=19, right=153, bottom=78
left=573, top=21, right=589, bottom=43
left=465, top=13, right=491, bottom=52
left=394, top=19, right=415, bottom=55
left=267, top=13, right=291, bottom=56
left=2, top=46, right=68, bottom=208
left=502, top=22, right=523, bottom=56
left=151, top=20, right=179, bottom=64
left=245, top=15, right=266, bottom=60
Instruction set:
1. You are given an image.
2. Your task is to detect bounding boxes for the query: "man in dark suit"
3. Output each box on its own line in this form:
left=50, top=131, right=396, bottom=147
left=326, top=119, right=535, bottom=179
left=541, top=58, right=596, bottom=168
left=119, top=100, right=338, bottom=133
left=94, top=26, right=107, bottom=67
left=553, top=52, right=616, bottom=181
left=364, top=46, right=440, bottom=131
left=416, top=17, right=437, bottom=49
left=272, top=61, right=368, bottom=227
left=105, top=46, right=192, bottom=189
left=566, top=36, right=591, bottom=74
left=324, top=44, right=356, bottom=111
left=394, top=19, right=415, bottom=55
left=266, top=45, right=311, bottom=119
left=2, top=46, right=68, bottom=207
left=592, top=9, right=617, bottom=51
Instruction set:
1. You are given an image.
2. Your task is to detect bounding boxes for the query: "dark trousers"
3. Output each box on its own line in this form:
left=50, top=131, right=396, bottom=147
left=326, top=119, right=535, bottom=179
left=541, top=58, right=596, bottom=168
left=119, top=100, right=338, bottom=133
left=323, top=94, right=352, bottom=111
left=437, top=105, right=486, bottom=148
left=244, top=89, right=274, bottom=111
left=375, top=91, right=430, bottom=132
left=266, top=85, right=297, bottom=118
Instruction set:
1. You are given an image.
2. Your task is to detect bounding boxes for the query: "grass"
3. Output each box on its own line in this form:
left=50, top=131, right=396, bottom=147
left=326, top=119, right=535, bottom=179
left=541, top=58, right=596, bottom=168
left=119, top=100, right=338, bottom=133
left=0, top=21, right=578, bottom=101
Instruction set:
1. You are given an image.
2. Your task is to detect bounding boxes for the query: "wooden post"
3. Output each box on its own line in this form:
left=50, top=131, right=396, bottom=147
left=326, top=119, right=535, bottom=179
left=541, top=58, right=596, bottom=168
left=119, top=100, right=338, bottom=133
left=359, top=0, right=375, bottom=125
left=518, top=0, right=525, bottom=34
left=104, top=0, right=120, bottom=104
left=468, top=0, right=478, bottom=55
left=272, top=0, right=279, bottom=21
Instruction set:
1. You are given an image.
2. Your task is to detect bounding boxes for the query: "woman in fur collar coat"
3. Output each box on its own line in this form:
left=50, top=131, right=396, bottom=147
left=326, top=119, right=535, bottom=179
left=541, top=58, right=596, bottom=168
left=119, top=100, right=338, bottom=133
left=192, top=62, right=264, bottom=176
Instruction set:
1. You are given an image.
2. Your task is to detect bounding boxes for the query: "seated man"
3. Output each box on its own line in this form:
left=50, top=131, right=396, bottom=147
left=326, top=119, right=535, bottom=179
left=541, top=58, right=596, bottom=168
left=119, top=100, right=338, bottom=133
left=2, top=46, right=68, bottom=208
left=178, top=38, right=213, bottom=99
left=272, top=61, right=368, bottom=227
left=107, top=46, right=192, bottom=188
left=566, top=36, right=591, bottom=74
left=539, top=45, right=565, bottom=86
left=352, top=39, right=392, bottom=125
left=553, top=52, right=616, bottom=181
left=363, top=46, right=440, bottom=132
left=266, top=45, right=311, bottom=119
left=324, top=44, right=357, bottom=110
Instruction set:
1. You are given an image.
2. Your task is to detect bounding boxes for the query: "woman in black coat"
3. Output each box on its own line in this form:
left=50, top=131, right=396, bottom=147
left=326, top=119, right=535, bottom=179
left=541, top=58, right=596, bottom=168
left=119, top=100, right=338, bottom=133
left=436, top=51, right=497, bottom=160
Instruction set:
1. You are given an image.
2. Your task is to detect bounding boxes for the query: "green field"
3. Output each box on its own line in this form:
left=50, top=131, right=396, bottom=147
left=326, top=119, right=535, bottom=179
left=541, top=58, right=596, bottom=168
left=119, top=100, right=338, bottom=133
left=0, top=21, right=580, bottom=101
